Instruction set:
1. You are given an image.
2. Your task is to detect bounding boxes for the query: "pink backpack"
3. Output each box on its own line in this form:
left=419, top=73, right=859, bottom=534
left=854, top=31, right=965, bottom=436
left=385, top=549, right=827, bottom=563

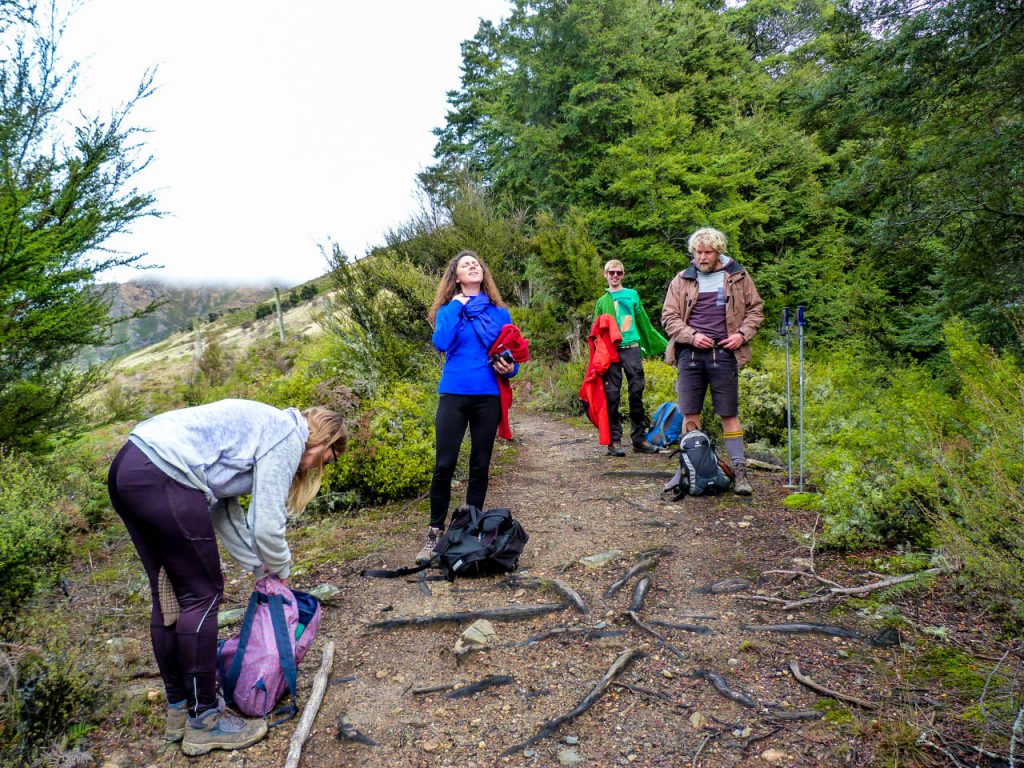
left=217, top=575, right=322, bottom=722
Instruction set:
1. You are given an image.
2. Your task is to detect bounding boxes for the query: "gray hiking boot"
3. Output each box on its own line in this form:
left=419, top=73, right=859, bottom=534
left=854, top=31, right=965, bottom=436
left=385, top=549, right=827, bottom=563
left=632, top=439, right=660, bottom=454
left=181, top=699, right=267, bottom=756
left=607, top=442, right=626, bottom=457
left=733, top=463, right=753, bottom=496
left=165, top=700, right=187, bottom=743
left=415, top=526, right=443, bottom=565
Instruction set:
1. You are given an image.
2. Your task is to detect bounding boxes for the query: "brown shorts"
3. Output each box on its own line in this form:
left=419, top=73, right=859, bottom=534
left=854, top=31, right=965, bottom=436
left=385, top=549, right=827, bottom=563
left=675, top=346, right=739, bottom=417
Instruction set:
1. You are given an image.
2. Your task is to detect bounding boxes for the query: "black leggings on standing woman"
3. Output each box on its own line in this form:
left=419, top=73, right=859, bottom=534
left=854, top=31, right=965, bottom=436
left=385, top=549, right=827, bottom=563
left=429, top=394, right=501, bottom=529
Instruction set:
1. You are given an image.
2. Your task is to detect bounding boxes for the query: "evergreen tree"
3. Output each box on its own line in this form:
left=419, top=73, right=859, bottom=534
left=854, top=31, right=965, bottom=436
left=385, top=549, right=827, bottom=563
left=0, top=6, right=157, bottom=449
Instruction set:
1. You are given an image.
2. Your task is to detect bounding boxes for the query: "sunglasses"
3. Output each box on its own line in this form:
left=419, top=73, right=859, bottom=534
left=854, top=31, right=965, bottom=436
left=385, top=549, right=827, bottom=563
left=606, top=270, right=623, bottom=276
left=324, top=444, right=339, bottom=465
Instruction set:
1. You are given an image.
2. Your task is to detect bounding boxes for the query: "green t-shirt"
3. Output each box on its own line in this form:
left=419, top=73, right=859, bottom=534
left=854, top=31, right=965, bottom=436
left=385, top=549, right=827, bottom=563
left=604, top=288, right=641, bottom=346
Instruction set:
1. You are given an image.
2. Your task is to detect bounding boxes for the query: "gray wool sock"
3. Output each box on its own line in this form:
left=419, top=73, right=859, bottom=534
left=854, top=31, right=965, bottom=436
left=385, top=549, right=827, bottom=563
left=724, top=433, right=745, bottom=466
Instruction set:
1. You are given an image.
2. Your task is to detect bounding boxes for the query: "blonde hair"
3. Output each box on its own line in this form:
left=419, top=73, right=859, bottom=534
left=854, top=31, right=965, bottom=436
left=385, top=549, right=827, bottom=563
left=427, top=250, right=505, bottom=325
left=603, top=259, right=624, bottom=273
left=287, top=407, right=347, bottom=514
left=688, top=227, right=728, bottom=255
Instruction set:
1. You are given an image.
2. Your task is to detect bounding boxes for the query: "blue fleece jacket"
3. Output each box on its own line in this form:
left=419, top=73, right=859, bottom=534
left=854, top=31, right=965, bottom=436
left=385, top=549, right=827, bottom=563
left=433, top=297, right=517, bottom=395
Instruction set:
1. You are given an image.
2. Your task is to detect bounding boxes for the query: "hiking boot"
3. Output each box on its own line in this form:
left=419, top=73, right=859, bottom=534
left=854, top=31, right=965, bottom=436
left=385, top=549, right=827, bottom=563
left=415, top=526, right=443, bottom=565
left=165, top=700, right=187, bottom=743
left=733, top=463, right=753, bottom=496
left=181, top=699, right=267, bottom=756
left=632, top=439, right=660, bottom=454
left=607, top=442, right=626, bottom=457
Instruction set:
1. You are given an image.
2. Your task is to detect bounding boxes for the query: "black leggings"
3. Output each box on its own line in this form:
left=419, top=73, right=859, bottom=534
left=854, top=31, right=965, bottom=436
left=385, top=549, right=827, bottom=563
left=429, top=394, right=501, bottom=529
left=107, top=442, right=223, bottom=716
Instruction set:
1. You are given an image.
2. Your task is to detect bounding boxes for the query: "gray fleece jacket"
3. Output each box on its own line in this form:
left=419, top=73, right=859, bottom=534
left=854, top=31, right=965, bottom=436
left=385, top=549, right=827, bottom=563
left=129, top=399, right=309, bottom=579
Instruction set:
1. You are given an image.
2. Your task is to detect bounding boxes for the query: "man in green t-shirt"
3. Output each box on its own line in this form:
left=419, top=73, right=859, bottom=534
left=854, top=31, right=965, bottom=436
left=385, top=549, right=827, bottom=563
left=595, top=260, right=667, bottom=457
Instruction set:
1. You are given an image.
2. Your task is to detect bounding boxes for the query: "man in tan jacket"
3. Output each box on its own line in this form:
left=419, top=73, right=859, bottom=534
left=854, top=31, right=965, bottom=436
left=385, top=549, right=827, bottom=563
left=661, top=227, right=764, bottom=495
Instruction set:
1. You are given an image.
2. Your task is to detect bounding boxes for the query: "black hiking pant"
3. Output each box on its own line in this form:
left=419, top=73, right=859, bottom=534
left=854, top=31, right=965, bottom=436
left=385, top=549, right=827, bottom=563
left=429, top=394, right=501, bottom=529
left=604, top=344, right=647, bottom=445
left=108, top=441, right=223, bottom=717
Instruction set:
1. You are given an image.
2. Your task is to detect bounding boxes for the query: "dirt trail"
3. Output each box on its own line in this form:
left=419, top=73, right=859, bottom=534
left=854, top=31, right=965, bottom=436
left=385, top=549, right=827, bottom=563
left=111, top=411, right=899, bottom=767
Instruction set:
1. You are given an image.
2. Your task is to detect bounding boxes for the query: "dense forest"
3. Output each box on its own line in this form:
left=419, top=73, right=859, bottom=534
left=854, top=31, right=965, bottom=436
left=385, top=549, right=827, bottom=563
left=1, top=0, right=1022, bottom=763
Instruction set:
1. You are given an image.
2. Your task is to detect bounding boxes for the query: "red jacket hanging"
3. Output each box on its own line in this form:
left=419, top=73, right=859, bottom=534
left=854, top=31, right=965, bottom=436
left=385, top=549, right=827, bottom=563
left=489, top=324, right=530, bottom=440
left=579, top=315, right=622, bottom=445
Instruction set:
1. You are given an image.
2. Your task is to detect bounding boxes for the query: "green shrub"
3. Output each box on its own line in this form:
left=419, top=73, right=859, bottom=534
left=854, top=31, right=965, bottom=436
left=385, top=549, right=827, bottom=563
left=0, top=451, right=71, bottom=619
left=330, top=382, right=437, bottom=504
left=803, top=347, right=954, bottom=549
left=929, top=322, right=1024, bottom=621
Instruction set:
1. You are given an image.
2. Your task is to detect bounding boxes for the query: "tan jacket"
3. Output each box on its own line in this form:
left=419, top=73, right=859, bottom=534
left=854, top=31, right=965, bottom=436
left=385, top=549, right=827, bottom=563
left=661, top=259, right=764, bottom=368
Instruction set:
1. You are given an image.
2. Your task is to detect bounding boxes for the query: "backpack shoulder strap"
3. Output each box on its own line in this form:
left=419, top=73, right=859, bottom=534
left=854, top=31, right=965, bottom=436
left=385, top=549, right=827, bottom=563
left=223, top=590, right=261, bottom=708
left=266, top=593, right=299, bottom=727
left=360, top=563, right=430, bottom=578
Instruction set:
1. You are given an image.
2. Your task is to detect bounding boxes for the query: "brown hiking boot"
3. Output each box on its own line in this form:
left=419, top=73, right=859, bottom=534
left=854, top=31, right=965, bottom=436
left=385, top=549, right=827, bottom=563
left=415, top=526, right=443, bottom=565
left=165, top=701, right=187, bottom=743
left=733, top=463, right=753, bottom=496
left=181, top=700, right=267, bottom=756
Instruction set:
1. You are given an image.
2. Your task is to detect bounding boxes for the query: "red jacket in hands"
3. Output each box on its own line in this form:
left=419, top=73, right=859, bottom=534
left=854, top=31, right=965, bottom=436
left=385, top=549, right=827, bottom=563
left=489, top=324, right=530, bottom=440
left=579, top=315, right=622, bottom=445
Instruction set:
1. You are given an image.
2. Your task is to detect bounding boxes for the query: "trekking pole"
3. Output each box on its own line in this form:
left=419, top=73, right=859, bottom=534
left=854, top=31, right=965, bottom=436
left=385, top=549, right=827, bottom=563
left=781, top=307, right=794, bottom=488
left=797, top=305, right=806, bottom=492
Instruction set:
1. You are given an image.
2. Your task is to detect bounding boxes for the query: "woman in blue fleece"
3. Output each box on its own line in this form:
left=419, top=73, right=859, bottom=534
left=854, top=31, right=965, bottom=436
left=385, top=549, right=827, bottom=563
left=107, top=400, right=346, bottom=755
left=416, top=250, right=517, bottom=564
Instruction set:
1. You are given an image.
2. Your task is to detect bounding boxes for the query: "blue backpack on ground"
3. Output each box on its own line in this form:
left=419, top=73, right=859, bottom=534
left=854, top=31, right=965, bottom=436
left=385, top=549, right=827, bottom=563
left=645, top=402, right=684, bottom=448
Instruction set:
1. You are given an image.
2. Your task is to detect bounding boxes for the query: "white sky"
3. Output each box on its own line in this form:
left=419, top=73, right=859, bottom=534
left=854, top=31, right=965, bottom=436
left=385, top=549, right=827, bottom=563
left=58, top=1, right=511, bottom=286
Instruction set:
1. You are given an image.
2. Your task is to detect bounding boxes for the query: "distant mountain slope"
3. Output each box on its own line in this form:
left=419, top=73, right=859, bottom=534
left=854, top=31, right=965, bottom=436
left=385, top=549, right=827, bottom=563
left=84, top=279, right=276, bottom=364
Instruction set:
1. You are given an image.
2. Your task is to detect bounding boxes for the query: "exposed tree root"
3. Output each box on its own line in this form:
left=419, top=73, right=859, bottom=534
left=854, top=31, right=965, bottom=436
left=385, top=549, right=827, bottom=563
left=629, top=576, right=652, bottom=612
left=500, top=648, right=644, bottom=757
left=550, top=578, right=589, bottom=614
left=442, top=675, right=515, bottom=699
left=648, top=619, right=714, bottom=636
left=741, top=622, right=863, bottom=639
left=690, top=669, right=758, bottom=709
left=788, top=660, right=876, bottom=710
left=513, top=625, right=627, bottom=646
left=625, top=611, right=688, bottom=664
left=605, top=557, right=659, bottom=598
left=366, top=603, right=566, bottom=630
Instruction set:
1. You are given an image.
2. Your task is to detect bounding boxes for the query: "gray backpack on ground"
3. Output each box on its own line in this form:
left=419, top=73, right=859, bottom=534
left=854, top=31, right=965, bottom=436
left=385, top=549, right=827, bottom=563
left=664, top=428, right=733, bottom=500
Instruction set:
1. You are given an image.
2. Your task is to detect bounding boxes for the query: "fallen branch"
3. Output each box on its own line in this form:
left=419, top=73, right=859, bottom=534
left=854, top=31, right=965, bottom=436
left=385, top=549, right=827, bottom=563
left=367, top=603, right=566, bottom=630
left=604, top=557, right=659, bottom=598
left=411, top=682, right=457, bottom=696
left=787, top=660, right=876, bottom=710
left=500, top=648, right=643, bottom=757
left=765, top=709, right=824, bottom=721
left=443, top=675, right=515, bottom=699
left=734, top=595, right=787, bottom=605
left=741, top=623, right=863, bottom=640
left=781, top=568, right=944, bottom=610
left=629, top=577, right=652, bottom=612
left=550, top=579, right=588, bottom=614
left=690, top=669, right=758, bottom=709
left=761, top=570, right=844, bottom=589
left=284, top=639, right=335, bottom=768
left=625, top=611, right=687, bottom=664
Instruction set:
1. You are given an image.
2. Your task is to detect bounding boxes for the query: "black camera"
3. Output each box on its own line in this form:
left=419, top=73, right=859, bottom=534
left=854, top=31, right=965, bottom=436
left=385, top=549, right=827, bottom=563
left=490, top=349, right=515, bottom=366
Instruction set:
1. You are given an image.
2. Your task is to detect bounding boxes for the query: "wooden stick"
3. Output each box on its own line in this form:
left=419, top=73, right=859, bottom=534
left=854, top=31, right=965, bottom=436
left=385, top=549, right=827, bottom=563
left=500, top=648, right=643, bottom=756
left=761, top=570, right=844, bottom=589
left=283, top=640, right=335, bottom=768
left=787, top=660, right=876, bottom=710
left=367, top=603, right=566, bottom=630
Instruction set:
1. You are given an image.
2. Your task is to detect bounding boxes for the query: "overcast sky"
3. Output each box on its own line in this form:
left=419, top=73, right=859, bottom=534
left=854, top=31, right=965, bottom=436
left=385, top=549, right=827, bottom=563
left=59, top=1, right=510, bottom=286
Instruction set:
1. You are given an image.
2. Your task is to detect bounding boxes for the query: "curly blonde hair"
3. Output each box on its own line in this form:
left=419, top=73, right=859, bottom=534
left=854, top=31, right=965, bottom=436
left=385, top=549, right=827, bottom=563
left=287, top=407, right=347, bottom=514
left=427, top=250, right=505, bottom=325
left=688, top=227, right=728, bottom=255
